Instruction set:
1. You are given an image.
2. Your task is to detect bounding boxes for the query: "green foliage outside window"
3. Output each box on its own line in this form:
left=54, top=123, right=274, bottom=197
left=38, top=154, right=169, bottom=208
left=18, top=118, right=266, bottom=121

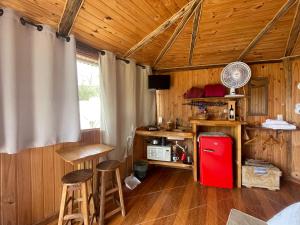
left=78, top=85, right=100, bottom=101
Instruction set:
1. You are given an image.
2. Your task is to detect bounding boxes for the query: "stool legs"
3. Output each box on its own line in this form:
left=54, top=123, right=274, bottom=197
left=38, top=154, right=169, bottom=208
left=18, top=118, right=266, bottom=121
left=88, top=179, right=95, bottom=224
left=99, top=171, right=106, bottom=225
left=67, top=191, right=74, bottom=225
left=97, top=168, right=126, bottom=225
left=81, top=182, right=89, bottom=225
left=58, top=185, right=68, bottom=225
left=58, top=182, right=93, bottom=225
left=115, top=168, right=126, bottom=216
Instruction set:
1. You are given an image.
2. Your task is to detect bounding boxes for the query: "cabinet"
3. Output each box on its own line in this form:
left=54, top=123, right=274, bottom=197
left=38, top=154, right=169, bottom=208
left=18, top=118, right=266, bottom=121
left=190, top=120, right=244, bottom=188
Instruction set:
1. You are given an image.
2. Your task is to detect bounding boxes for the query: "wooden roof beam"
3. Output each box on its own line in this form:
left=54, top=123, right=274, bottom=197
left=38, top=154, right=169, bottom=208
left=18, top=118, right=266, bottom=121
left=153, top=0, right=202, bottom=67
left=189, top=2, right=203, bottom=65
left=238, top=0, right=297, bottom=61
left=285, top=0, right=300, bottom=56
left=123, top=0, right=197, bottom=58
left=58, top=0, right=85, bottom=36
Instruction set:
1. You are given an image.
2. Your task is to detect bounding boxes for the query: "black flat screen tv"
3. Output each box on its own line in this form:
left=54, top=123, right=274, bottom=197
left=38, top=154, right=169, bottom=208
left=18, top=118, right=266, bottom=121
left=148, top=75, right=170, bottom=90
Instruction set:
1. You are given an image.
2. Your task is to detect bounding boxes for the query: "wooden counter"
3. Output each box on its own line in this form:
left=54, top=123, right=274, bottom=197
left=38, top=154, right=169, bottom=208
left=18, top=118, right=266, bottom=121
left=56, top=143, right=114, bottom=193
left=136, top=128, right=194, bottom=139
left=56, top=144, right=114, bottom=164
left=190, top=119, right=246, bottom=127
left=135, top=128, right=196, bottom=180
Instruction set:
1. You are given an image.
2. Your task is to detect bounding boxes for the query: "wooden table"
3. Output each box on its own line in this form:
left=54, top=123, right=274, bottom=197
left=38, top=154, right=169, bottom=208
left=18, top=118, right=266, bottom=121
left=56, top=144, right=114, bottom=190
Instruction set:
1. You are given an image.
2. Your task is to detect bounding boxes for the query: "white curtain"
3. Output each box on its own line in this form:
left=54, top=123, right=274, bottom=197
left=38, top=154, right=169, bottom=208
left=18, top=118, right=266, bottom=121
left=136, top=66, right=156, bottom=127
left=0, top=9, right=80, bottom=154
left=99, top=51, right=155, bottom=161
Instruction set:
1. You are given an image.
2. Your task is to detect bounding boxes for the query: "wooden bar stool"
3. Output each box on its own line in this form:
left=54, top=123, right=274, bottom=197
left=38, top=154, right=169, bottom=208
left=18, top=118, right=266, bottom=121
left=96, top=160, right=126, bottom=225
left=58, top=169, right=95, bottom=225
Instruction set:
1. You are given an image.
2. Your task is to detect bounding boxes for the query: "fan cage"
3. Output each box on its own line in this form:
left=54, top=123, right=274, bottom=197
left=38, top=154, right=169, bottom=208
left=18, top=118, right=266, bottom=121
left=221, top=62, right=251, bottom=89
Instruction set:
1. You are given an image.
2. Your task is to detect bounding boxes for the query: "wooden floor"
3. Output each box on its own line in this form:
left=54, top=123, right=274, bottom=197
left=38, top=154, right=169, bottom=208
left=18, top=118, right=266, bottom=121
left=51, top=167, right=300, bottom=225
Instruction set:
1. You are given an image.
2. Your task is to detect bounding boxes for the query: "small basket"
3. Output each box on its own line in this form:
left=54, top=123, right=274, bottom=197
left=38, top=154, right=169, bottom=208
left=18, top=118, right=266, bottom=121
left=191, top=113, right=208, bottom=120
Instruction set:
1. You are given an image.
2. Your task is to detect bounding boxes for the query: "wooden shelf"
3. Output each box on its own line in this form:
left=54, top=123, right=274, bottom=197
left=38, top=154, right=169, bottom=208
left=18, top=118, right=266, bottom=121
left=246, top=126, right=300, bottom=132
left=190, top=119, right=247, bottom=127
left=185, top=96, right=246, bottom=103
left=147, top=159, right=193, bottom=170
left=136, top=128, right=194, bottom=139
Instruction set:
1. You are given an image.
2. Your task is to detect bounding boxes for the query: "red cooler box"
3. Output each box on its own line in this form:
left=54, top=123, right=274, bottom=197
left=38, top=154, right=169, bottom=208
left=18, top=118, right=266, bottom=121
left=199, top=133, right=233, bottom=188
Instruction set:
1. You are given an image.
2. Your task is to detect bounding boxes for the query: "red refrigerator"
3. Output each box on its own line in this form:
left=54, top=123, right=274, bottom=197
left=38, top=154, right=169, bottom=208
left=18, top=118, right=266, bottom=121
left=199, top=134, right=233, bottom=189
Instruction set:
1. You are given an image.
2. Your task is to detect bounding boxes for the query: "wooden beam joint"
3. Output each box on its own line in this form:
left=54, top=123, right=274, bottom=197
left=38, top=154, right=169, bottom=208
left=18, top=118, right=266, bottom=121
left=153, top=0, right=202, bottom=67
left=123, top=0, right=198, bottom=58
left=58, top=0, right=85, bottom=36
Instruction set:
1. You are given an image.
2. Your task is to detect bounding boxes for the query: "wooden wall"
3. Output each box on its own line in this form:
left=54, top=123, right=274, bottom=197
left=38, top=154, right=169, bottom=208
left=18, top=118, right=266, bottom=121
left=0, top=129, right=101, bottom=225
left=291, top=60, right=300, bottom=180
left=156, top=60, right=300, bottom=180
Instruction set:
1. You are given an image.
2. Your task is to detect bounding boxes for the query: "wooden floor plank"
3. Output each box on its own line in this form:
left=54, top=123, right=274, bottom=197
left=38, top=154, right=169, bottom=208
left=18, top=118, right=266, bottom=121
left=49, top=167, right=300, bottom=225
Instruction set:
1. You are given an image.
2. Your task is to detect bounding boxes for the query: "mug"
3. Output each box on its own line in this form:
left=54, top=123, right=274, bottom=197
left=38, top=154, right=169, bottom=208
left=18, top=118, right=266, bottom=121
left=172, top=156, right=179, bottom=162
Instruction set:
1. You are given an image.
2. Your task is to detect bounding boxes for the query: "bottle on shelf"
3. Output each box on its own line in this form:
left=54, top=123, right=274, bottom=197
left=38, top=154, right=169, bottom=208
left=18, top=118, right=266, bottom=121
left=228, top=101, right=236, bottom=121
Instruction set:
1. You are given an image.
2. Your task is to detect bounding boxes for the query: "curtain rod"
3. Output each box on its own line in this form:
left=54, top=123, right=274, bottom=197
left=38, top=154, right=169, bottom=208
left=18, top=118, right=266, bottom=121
left=93, top=43, right=146, bottom=69
left=1, top=10, right=70, bottom=42
left=116, top=56, right=130, bottom=64
left=56, top=32, right=71, bottom=42
left=20, top=17, right=43, bottom=31
left=19, top=16, right=70, bottom=42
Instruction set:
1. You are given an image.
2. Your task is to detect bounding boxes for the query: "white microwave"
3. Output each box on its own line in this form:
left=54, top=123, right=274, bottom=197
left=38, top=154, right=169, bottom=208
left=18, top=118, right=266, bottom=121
left=147, top=145, right=171, bottom=162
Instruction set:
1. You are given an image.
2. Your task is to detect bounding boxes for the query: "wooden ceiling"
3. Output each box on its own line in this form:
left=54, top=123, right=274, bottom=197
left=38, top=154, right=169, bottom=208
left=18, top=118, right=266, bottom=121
left=1, top=0, right=300, bottom=70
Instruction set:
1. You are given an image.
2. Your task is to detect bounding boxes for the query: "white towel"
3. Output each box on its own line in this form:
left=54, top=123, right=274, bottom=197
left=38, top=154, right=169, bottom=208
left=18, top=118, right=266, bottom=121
left=262, top=119, right=296, bottom=130
left=254, top=167, right=268, bottom=174
left=262, top=124, right=296, bottom=130
left=264, top=119, right=289, bottom=125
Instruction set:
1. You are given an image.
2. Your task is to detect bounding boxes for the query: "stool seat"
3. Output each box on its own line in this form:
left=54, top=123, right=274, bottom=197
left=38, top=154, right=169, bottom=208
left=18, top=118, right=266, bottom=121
left=96, top=160, right=120, bottom=171
left=62, top=169, right=93, bottom=184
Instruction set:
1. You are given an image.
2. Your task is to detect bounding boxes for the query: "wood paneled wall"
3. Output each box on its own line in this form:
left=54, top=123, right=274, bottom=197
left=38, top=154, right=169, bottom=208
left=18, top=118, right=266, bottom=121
left=156, top=61, right=300, bottom=180
left=291, top=60, right=300, bottom=180
left=0, top=129, right=101, bottom=225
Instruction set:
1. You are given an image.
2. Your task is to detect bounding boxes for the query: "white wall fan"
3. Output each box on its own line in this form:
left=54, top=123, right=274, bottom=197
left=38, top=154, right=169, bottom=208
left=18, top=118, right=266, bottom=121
left=221, top=61, right=251, bottom=97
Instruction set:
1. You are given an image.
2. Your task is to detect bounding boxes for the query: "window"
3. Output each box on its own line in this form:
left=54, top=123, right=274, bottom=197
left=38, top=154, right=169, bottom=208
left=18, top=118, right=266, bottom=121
left=77, top=57, right=100, bottom=129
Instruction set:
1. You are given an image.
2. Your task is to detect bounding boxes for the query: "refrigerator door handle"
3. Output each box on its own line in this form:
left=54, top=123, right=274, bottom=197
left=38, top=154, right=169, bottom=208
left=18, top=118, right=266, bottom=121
left=203, top=149, right=215, bottom=153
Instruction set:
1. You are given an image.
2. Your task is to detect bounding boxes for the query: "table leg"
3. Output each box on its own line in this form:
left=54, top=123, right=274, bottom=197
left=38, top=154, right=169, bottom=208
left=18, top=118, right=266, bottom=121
left=93, top=158, right=100, bottom=218
left=192, top=124, right=198, bottom=182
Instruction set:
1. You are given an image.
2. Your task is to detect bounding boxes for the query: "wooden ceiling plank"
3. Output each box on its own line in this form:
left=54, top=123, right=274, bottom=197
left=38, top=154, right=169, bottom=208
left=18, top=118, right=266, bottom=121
left=78, top=3, right=146, bottom=43
left=58, top=0, right=85, bottom=36
left=97, top=1, right=159, bottom=35
left=123, top=0, right=197, bottom=58
left=153, top=0, right=201, bottom=67
left=75, top=20, right=130, bottom=52
left=189, top=2, right=203, bottom=65
left=76, top=15, right=135, bottom=48
left=238, top=0, right=297, bottom=61
left=74, top=28, right=124, bottom=55
left=285, top=0, right=300, bottom=56
left=1, top=1, right=62, bottom=25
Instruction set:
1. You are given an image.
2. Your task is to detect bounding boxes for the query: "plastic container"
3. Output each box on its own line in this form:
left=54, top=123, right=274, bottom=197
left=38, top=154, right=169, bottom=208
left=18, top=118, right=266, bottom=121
left=134, top=160, right=148, bottom=180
